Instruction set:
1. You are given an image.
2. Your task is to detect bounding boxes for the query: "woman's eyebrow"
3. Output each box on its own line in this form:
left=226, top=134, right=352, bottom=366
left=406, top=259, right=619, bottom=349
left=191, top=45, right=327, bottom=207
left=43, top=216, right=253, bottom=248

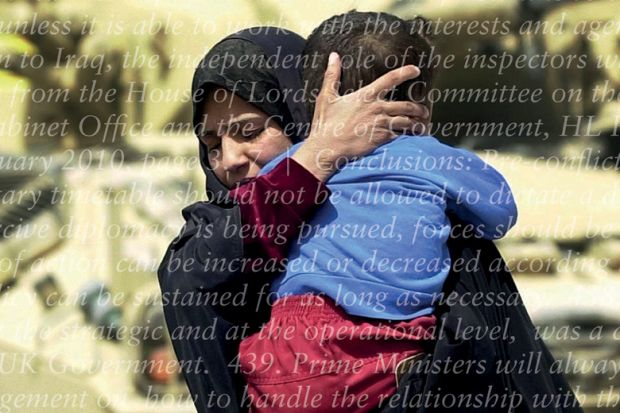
left=202, top=115, right=264, bottom=140
left=228, top=114, right=263, bottom=128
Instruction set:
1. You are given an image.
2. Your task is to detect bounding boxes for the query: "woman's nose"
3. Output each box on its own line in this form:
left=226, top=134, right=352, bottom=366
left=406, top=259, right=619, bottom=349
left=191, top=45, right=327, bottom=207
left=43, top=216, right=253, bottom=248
left=220, top=136, right=250, bottom=173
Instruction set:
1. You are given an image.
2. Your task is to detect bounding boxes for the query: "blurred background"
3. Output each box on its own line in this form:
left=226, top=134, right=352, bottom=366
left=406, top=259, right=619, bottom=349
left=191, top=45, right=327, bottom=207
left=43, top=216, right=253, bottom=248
left=0, top=0, right=619, bottom=412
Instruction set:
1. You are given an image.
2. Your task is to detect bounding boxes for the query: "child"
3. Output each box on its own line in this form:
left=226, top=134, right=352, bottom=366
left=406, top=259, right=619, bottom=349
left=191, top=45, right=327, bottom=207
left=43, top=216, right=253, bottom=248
left=239, top=11, right=518, bottom=412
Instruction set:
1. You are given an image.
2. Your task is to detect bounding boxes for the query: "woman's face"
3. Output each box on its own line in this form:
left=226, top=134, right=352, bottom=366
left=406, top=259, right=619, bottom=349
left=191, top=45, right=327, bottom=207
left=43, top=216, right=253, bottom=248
left=199, top=88, right=293, bottom=188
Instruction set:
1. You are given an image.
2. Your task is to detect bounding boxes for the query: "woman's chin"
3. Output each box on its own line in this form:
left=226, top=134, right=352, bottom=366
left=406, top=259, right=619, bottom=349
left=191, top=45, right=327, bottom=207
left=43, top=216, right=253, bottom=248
left=226, top=177, right=254, bottom=188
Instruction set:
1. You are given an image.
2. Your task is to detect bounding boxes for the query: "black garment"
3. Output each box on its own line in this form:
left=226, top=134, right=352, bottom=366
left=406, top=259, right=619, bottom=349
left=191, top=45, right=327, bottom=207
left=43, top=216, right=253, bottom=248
left=378, top=224, right=583, bottom=413
left=158, top=27, right=310, bottom=413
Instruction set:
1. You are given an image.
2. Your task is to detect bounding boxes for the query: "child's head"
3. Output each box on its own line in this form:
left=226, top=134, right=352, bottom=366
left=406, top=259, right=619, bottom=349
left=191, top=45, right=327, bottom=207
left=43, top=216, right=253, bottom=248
left=302, top=11, right=435, bottom=120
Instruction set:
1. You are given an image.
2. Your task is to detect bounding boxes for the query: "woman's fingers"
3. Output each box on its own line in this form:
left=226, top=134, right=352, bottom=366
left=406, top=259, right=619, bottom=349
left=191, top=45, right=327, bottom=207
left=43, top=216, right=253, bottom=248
left=384, top=115, right=418, bottom=135
left=361, top=65, right=421, bottom=100
left=297, top=60, right=428, bottom=180
left=317, top=52, right=342, bottom=103
left=376, top=115, right=427, bottom=136
left=381, top=101, right=430, bottom=119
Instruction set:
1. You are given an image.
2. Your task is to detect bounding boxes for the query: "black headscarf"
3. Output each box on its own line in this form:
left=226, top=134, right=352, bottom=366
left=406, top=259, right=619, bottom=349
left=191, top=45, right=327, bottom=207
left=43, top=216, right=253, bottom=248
left=190, top=27, right=309, bottom=202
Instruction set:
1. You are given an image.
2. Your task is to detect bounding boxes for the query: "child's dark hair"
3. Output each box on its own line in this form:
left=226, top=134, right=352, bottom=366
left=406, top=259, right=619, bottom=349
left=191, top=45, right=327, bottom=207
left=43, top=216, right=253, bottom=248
left=302, top=11, right=435, bottom=117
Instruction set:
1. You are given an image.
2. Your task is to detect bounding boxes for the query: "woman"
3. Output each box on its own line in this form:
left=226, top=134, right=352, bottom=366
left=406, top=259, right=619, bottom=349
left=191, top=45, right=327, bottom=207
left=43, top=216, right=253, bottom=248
left=158, top=26, right=582, bottom=413
left=157, top=27, right=427, bottom=413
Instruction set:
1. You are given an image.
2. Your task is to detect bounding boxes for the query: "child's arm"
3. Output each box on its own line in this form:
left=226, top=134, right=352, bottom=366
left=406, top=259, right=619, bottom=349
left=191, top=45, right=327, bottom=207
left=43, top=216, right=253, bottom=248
left=439, top=147, right=518, bottom=239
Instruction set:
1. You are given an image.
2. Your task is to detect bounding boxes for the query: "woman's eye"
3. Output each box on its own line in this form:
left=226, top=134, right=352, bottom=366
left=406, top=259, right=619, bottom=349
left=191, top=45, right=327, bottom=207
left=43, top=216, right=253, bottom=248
left=243, top=129, right=264, bottom=139
left=208, top=144, right=221, bottom=155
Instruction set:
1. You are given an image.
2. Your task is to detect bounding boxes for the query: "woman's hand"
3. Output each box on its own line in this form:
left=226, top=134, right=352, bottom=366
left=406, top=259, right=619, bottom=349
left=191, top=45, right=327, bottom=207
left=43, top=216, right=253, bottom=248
left=292, top=52, right=429, bottom=182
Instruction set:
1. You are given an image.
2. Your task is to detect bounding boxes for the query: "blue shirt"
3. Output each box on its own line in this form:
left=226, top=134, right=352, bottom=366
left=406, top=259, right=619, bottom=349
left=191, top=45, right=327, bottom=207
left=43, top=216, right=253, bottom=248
left=259, top=135, right=518, bottom=320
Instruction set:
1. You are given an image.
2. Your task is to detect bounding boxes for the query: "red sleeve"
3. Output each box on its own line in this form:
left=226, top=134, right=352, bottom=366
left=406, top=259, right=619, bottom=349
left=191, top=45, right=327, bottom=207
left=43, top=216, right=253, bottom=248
left=228, top=157, right=331, bottom=266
